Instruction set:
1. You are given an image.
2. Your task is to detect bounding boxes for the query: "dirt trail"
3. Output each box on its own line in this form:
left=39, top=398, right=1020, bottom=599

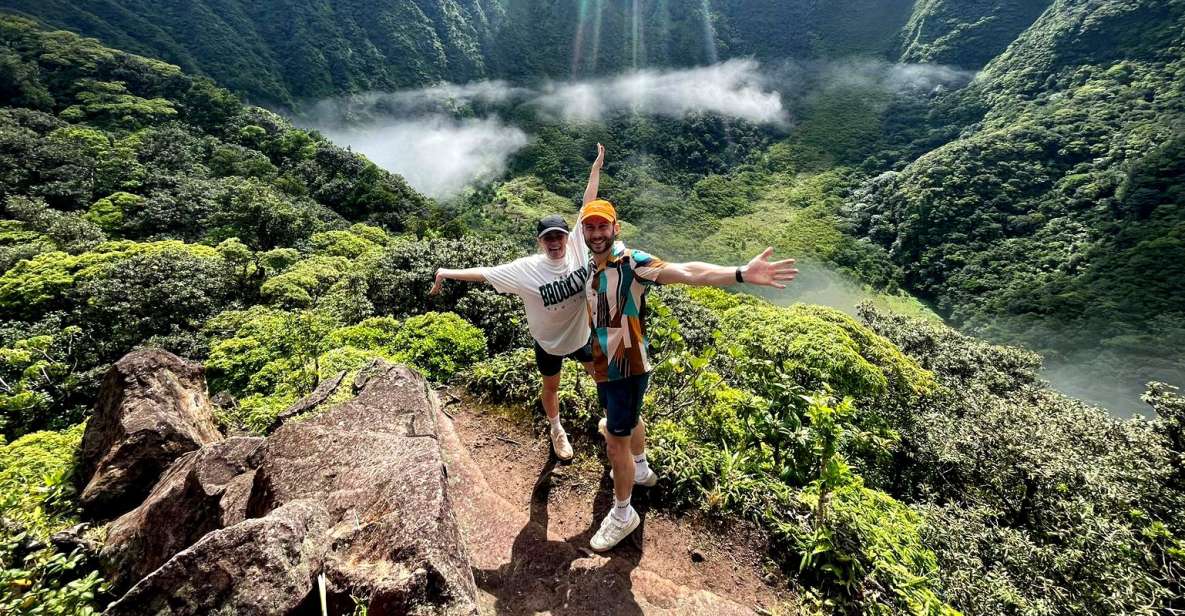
left=435, top=392, right=794, bottom=615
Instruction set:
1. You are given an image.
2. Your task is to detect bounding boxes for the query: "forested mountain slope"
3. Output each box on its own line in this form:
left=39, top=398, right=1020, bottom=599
left=0, top=0, right=918, bottom=106
left=898, top=0, right=1052, bottom=68
left=848, top=0, right=1185, bottom=393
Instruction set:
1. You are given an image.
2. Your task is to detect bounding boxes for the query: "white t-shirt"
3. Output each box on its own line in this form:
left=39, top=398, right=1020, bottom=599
left=480, top=227, right=592, bottom=356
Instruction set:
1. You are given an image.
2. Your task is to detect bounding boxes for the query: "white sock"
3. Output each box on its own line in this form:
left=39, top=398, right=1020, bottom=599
left=612, top=497, right=632, bottom=522
left=633, top=452, right=649, bottom=479
left=549, top=415, right=563, bottom=434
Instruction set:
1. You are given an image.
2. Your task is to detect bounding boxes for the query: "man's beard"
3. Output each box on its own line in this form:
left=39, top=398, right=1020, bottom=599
left=587, top=232, right=616, bottom=255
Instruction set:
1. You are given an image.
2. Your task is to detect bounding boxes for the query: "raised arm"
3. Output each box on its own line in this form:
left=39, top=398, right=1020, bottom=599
left=582, top=143, right=605, bottom=206
left=655, top=247, right=798, bottom=288
left=429, top=267, right=487, bottom=295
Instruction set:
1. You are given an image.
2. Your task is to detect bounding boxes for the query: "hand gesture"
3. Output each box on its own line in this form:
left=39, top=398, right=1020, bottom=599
left=592, top=143, right=605, bottom=170
left=429, top=269, right=445, bottom=295
left=742, top=247, right=798, bottom=289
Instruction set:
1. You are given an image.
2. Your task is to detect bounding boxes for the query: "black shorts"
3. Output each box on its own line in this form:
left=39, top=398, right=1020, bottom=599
left=533, top=340, right=593, bottom=377
left=596, top=373, right=650, bottom=437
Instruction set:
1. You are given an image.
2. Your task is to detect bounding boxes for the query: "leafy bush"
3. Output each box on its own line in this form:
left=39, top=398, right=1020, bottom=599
left=719, top=303, right=935, bottom=410
left=391, top=312, right=486, bottom=383
left=463, top=348, right=599, bottom=430
left=0, top=326, right=85, bottom=438
left=208, top=307, right=481, bottom=431
left=0, top=424, right=108, bottom=615
left=786, top=480, right=958, bottom=616
left=0, top=240, right=220, bottom=320
left=75, top=247, right=237, bottom=361
left=366, top=236, right=531, bottom=353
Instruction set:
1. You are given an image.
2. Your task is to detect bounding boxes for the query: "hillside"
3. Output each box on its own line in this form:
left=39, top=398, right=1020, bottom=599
left=0, top=0, right=918, bottom=106
left=847, top=0, right=1185, bottom=405
left=898, top=0, right=1052, bottom=68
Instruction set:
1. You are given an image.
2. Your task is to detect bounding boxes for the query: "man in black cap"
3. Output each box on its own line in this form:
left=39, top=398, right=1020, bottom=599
left=429, top=145, right=609, bottom=460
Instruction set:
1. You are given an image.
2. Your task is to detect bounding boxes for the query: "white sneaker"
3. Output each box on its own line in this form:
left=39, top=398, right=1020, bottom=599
left=550, top=428, right=573, bottom=461
left=610, top=467, right=658, bottom=487
left=590, top=507, right=640, bottom=552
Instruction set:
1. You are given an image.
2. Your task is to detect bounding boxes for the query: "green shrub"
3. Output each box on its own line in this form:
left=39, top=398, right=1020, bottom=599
left=862, top=305, right=1185, bottom=614
left=464, top=348, right=599, bottom=430
left=784, top=480, right=959, bottom=616
left=365, top=236, right=530, bottom=353
left=0, top=326, right=85, bottom=438
left=720, top=303, right=934, bottom=405
left=390, top=312, right=486, bottom=383
left=0, top=240, right=220, bottom=320
left=0, top=424, right=108, bottom=615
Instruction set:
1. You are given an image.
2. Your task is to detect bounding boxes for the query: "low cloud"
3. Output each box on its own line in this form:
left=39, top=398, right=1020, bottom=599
left=533, top=59, right=788, bottom=124
left=316, top=115, right=528, bottom=200
left=296, top=58, right=970, bottom=199
left=298, top=60, right=789, bottom=198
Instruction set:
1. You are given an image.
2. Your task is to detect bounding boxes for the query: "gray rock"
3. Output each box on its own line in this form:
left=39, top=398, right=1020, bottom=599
left=265, top=369, right=346, bottom=432
left=102, top=436, right=265, bottom=591
left=248, top=363, right=476, bottom=615
left=103, top=361, right=477, bottom=615
left=77, top=349, right=222, bottom=517
left=105, top=499, right=330, bottom=616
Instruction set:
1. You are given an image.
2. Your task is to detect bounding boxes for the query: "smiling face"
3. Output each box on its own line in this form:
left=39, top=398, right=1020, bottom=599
left=582, top=217, right=619, bottom=256
left=538, top=230, right=568, bottom=260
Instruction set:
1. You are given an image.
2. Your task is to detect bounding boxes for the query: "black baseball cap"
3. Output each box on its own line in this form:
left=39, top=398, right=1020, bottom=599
left=536, top=214, right=571, bottom=237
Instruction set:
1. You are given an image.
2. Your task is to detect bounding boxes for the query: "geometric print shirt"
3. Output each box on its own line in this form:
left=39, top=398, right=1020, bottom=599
left=585, top=244, right=667, bottom=383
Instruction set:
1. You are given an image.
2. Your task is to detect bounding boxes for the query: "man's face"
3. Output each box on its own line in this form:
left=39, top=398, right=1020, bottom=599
left=539, top=231, right=568, bottom=260
left=582, top=218, right=617, bottom=255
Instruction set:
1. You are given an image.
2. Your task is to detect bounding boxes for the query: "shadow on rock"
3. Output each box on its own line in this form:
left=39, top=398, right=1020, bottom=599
left=475, top=457, right=645, bottom=616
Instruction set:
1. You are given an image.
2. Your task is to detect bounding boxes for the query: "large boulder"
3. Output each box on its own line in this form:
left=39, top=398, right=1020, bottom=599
left=102, top=360, right=478, bottom=616
left=105, top=499, right=331, bottom=616
left=77, top=349, right=222, bottom=517
left=102, top=436, right=265, bottom=591
left=247, top=362, right=477, bottom=615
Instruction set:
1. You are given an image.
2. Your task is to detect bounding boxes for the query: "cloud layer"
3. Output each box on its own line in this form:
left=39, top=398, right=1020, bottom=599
left=317, top=116, right=528, bottom=200
left=532, top=59, right=787, bottom=124
left=298, top=59, right=972, bottom=199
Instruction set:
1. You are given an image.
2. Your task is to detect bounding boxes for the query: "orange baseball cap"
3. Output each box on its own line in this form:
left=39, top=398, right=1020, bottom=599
left=580, top=199, right=617, bottom=224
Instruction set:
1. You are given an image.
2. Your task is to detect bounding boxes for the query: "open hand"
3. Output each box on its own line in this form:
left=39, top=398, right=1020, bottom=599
left=429, top=270, right=445, bottom=295
left=592, top=143, right=605, bottom=170
left=742, top=247, right=798, bottom=289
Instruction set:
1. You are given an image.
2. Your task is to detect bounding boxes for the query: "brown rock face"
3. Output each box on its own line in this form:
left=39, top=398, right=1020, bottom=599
left=105, top=499, right=331, bottom=616
left=102, top=436, right=265, bottom=591
left=247, top=362, right=477, bottom=615
left=77, top=349, right=222, bottom=517
left=101, top=360, right=477, bottom=616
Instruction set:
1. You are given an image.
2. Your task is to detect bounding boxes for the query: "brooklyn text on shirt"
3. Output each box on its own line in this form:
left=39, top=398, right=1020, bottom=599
left=539, top=265, right=591, bottom=308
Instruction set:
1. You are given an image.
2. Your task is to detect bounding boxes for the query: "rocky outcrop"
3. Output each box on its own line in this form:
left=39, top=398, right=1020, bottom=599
left=246, top=362, right=476, bottom=615
left=106, top=499, right=331, bottom=616
left=77, top=349, right=222, bottom=517
left=99, top=357, right=477, bottom=616
left=265, top=369, right=346, bottom=432
left=102, top=436, right=265, bottom=591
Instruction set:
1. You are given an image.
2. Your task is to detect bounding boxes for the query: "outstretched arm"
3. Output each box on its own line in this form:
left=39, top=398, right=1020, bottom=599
left=582, top=143, right=605, bottom=206
left=655, top=247, right=798, bottom=288
left=429, top=267, right=487, bottom=295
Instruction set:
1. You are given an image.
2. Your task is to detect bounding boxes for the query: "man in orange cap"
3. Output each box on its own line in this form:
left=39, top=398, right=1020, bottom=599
left=579, top=193, right=799, bottom=552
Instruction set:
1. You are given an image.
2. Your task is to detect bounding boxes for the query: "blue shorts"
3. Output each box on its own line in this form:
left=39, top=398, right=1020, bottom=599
left=596, top=373, right=650, bottom=437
